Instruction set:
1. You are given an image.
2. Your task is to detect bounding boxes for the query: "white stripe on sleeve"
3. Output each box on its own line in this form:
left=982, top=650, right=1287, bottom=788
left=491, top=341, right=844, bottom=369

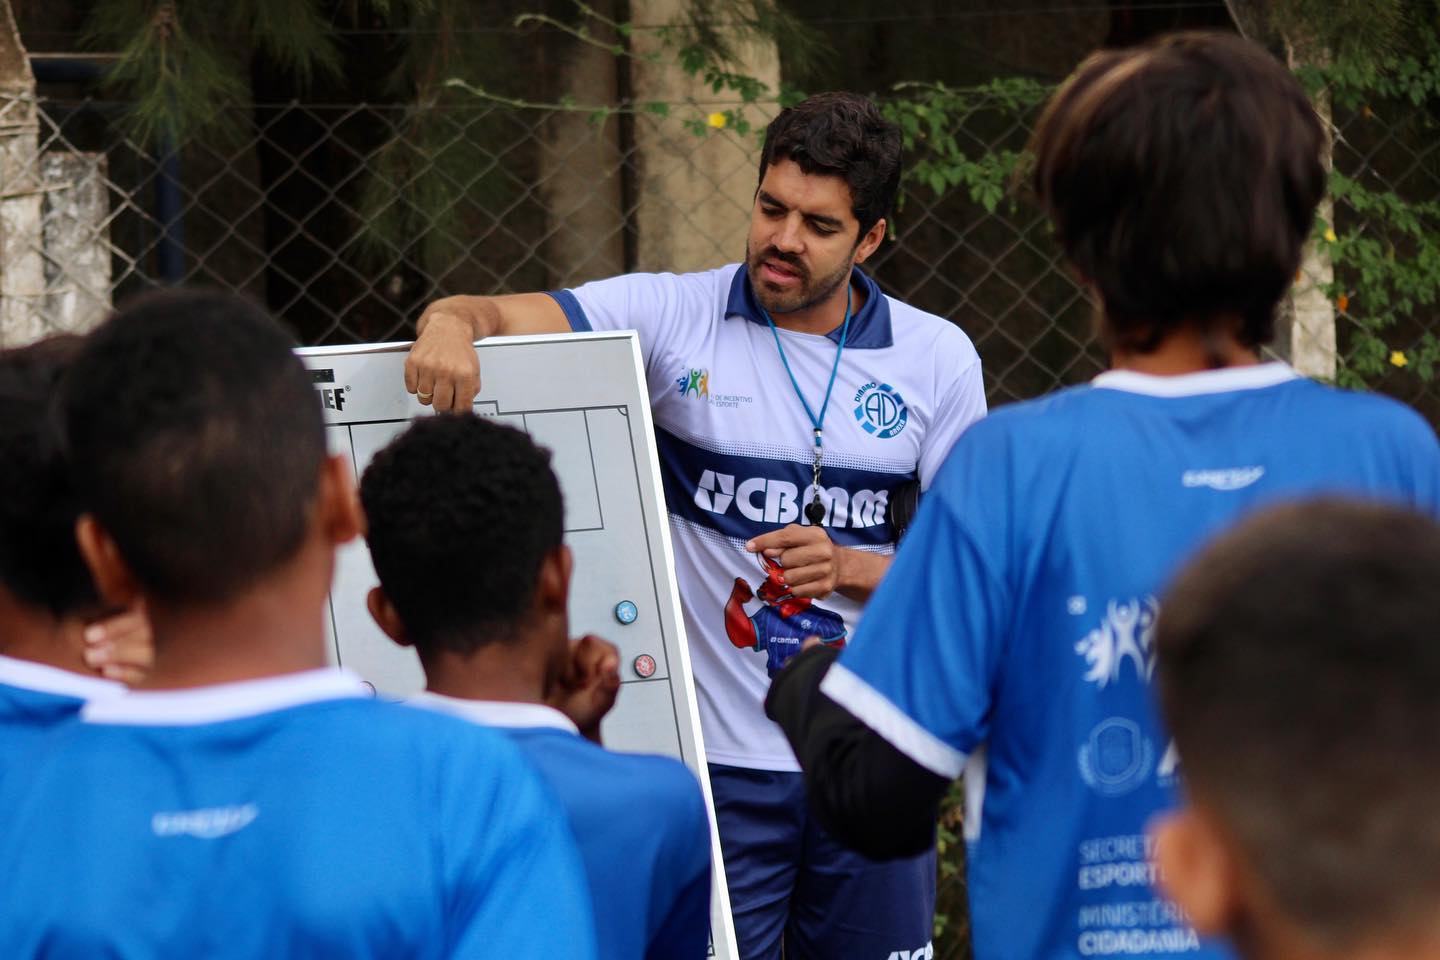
left=819, top=663, right=967, bottom=779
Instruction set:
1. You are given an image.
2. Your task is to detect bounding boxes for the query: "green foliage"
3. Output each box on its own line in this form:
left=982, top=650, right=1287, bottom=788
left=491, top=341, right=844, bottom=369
left=933, top=778, right=970, bottom=956
left=1269, top=0, right=1410, bottom=61
left=1294, top=21, right=1440, bottom=107
left=1324, top=173, right=1440, bottom=386
left=1290, top=1, right=1440, bottom=388
left=83, top=0, right=357, bottom=145
left=879, top=79, right=1049, bottom=213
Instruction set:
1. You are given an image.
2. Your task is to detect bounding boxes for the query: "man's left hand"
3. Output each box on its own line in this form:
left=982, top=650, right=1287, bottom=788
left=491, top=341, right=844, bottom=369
left=746, top=524, right=849, bottom=599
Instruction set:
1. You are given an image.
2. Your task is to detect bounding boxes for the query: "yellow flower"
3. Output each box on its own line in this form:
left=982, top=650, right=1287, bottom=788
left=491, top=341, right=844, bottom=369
left=1323, top=227, right=1337, bottom=243
left=707, top=112, right=727, bottom=129
left=1390, top=351, right=1409, bottom=368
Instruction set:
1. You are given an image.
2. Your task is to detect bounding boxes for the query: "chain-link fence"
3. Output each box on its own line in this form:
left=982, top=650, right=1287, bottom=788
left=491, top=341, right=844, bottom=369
left=3, top=85, right=1438, bottom=424
left=1328, top=93, right=1440, bottom=425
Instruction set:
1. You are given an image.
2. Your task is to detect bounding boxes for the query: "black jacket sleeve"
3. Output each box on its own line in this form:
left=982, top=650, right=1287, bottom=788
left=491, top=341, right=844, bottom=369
left=765, top=645, right=953, bottom=860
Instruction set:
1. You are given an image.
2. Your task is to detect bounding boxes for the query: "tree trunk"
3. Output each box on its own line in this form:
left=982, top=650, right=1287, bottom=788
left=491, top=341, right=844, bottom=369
left=1282, top=35, right=1337, bottom=380
left=628, top=0, right=780, bottom=274
left=537, top=1, right=627, bottom=287
left=1226, top=0, right=1338, bottom=378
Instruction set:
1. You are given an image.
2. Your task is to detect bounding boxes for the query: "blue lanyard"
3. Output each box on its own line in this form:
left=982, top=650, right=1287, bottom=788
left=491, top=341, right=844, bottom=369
left=759, top=282, right=853, bottom=525
left=759, top=283, right=853, bottom=450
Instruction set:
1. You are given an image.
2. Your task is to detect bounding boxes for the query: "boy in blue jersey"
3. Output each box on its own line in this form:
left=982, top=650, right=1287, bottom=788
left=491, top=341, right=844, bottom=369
left=359, top=412, right=712, bottom=960
left=767, top=31, right=1440, bottom=960
left=1152, top=500, right=1440, bottom=960
left=0, top=336, right=153, bottom=770
left=0, top=291, right=597, bottom=960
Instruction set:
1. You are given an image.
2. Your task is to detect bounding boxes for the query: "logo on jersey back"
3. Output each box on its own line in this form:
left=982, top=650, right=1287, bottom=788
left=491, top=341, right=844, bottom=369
left=1075, top=597, right=1159, bottom=688
left=1078, top=717, right=1156, bottom=797
left=1182, top=466, right=1265, bottom=491
left=676, top=367, right=710, bottom=399
left=853, top=382, right=908, bottom=439
left=152, top=803, right=259, bottom=839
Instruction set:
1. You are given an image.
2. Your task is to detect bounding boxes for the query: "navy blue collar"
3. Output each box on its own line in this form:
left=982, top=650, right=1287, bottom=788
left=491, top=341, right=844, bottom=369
left=726, top=264, right=894, bottom=349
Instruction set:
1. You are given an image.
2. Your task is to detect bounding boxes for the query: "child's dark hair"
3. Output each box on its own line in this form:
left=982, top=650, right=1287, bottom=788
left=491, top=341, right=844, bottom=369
left=0, top=336, right=100, bottom=618
left=1158, top=498, right=1440, bottom=948
left=60, top=290, right=326, bottom=604
left=1029, top=32, right=1326, bottom=354
left=360, top=414, right=565, bottom=657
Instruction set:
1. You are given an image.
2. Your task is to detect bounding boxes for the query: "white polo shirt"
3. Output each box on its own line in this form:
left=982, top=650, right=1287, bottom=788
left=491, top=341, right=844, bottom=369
left=551, top=263, right=986, bottom=770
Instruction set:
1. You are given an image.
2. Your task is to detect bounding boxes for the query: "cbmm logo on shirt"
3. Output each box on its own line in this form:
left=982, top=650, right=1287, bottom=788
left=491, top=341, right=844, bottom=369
left=693, top=469, right=889, bottom=528
left=886, top=943, right=934, bottom=960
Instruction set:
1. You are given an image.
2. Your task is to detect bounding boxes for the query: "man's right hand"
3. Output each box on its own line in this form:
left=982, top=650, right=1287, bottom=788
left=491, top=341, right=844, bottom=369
left=405, top=299, right=487, bottom=411
left=405, top=293, right=570, bottom=412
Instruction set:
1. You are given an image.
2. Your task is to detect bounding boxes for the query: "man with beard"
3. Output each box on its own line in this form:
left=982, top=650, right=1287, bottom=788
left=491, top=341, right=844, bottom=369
left=402, top=92, right=986, bottom=959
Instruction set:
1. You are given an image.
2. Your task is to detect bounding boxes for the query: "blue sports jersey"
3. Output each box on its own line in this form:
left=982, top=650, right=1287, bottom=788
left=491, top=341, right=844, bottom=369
left=413, top=695, right=712, bottom=960
left=0, top=653, right=120, bottom=774
left=821, top=365, right=1440, bottom=960
left=0, top=670, right=598, bottom=959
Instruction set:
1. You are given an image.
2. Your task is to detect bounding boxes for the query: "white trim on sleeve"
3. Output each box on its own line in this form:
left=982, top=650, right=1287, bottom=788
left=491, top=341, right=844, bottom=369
left=819, top=663, right=967, bottom=779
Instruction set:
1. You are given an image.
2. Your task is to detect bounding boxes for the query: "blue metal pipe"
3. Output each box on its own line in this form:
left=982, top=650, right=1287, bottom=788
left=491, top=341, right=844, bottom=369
left=30, top=55, right=186, bottom=285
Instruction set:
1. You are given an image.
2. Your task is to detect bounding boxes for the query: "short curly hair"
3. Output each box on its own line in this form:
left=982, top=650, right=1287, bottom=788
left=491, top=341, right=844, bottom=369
left=359, top=414, right=564, bottom=657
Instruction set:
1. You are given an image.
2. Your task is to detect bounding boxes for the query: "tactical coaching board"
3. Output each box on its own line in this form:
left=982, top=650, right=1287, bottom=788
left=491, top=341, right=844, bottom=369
left=297, top=333, right=738, bottom=960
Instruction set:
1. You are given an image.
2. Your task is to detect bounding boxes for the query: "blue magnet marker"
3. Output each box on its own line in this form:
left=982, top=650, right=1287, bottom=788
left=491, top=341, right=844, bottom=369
left=614, top=600, right=639, bottom=625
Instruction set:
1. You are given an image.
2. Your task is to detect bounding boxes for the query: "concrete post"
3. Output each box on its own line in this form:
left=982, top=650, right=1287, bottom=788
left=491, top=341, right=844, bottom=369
left=0, top=0, right=45, bottom=345
left=538, top=8, right=627, bottom=287
left=628, top=0, right=780, bottom=274
left=41, top=150, right=112, bottom=332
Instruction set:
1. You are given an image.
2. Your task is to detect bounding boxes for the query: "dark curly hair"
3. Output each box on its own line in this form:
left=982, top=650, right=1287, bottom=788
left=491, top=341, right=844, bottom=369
left=759, top=92, right=903, bottom=240
left=1029, top=31, right=1326, bottom=354
left=0, top=335, right=100, bottom=618
left=359, top=414, right=564, bottom=657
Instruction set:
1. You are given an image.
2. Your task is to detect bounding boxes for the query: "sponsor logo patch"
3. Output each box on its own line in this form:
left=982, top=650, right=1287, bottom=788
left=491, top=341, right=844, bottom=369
left=152, top=803, right=259, bottom=839
left=1181, top=466, right=1265, bottom=491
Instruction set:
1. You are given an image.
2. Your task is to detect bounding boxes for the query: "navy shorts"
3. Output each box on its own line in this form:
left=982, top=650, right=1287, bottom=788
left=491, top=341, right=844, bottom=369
left=709, top=763, right=936, bottom=960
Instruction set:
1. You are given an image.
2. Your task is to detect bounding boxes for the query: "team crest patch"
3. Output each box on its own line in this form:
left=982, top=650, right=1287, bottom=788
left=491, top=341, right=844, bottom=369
left=1078, top=717, right=1155, bottom=797
left=853, top=382, right=908, bottom=439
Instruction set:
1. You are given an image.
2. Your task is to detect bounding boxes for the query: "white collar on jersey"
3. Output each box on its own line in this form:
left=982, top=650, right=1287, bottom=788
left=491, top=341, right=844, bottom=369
left=409, top=691, right=580, bottom=735
left=0, top=653, right=123, bottom=701
left=1092, top=361, right=1299, bottom=398
left=82, top=668, right=369, bottom=726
